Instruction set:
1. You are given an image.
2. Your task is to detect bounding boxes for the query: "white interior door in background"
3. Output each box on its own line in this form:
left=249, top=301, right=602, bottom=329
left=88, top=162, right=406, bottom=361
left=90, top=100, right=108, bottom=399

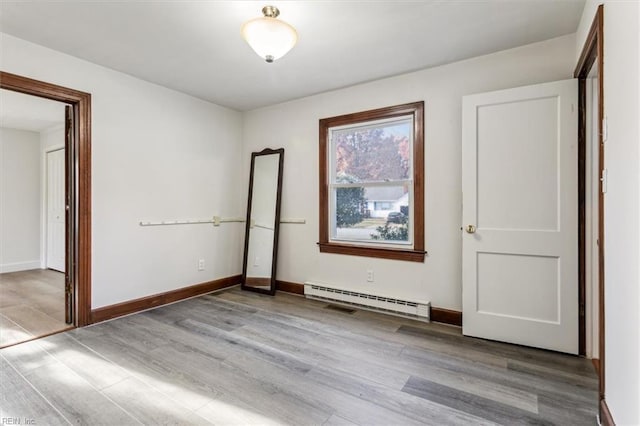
left=462, top=79, right=578, bottom=354
left=46, top=148, right=65, bottom=272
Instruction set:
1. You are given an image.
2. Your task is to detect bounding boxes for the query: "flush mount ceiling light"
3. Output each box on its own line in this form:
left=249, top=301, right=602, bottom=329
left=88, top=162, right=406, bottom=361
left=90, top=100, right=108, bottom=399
left=241, top=5, right=298, bottom=63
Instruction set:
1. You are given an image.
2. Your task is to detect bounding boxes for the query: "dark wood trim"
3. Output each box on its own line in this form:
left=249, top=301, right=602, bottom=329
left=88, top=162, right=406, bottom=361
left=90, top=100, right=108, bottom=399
left=578, top=77, right=586, bottom=356
left=276, top=280, right=305, bottom=295
left=574, top=4, right=605, bottom=407
left=592, top=358, right=600, bottom=375
left=431, top=307, right=462, bottom=327
left=0, top=71, right=92, bottom=327
left=318, top=102, right=425, bottom=262
left=574, top=7, right=600, bottom=79
left=600, top=398, right=615, bottom=426
left=273, top=280, right=461, bottom=326
left=318, top=242, right=426, bottom=262
left=90, top=275, right=241, bottom=324
left=595, top=6, right=605, bottom=406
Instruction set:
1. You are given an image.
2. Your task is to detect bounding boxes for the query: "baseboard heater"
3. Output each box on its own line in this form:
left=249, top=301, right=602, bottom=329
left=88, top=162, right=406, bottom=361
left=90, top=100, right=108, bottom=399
left=304, top=282, right=430, bottom=321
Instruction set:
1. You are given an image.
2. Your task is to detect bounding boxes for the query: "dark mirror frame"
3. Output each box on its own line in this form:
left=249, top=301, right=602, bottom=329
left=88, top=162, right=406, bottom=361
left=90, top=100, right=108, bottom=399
left=241, top=148, right=285, bottom=295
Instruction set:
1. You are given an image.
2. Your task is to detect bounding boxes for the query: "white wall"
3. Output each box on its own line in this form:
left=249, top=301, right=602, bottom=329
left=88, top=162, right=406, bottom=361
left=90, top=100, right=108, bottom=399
left=40, top=125, right=64, bottom=151
left=0, top=33, right=245, bottom=308
left=576, top=2, right=640, bottom=424
left=242, top=34, right=576, bottom=309
left=0, top=127, right=41, bottom=272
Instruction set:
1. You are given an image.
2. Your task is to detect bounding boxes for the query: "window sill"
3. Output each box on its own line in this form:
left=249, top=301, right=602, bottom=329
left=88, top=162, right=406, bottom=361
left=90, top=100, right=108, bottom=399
left=317, top=242, right=426, bottom=262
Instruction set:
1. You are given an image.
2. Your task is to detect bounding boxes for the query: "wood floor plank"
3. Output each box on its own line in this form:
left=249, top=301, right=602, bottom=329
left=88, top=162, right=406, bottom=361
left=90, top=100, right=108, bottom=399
left=537, top=393, right=598, bottom=425
left=0, top=314, right=33, bottom=347
left=101, top=376, right=212, bottom=425
left=322, top=414, right=360, bottom=426
left=0, top=288, right=22, bottom=309
left=69, top=331, right=220, bottom=412
left=402, top=375, right=550, bottom=425
left=20, top=358, right=138, bottom=425
left=305, top=363, right=497, bottom=426
left=507, top=359, right=599, bottom=388
left=211, top=294, right=408, bottom=358
left=398, top=324, right=595, bottom=377
left=1, top=287, right=598, bottom=425
left=392, top=325, right=509, bottom=369
left=42, top=333, right=131, bottom=390
left=178, top=317, right=316, bottom=374
left=0, top=334, right=60, bottom=374
left=400, top=344, right=598, bottom=405
left=0, top=270, right=67, bottom=347
left=2, top=306, right=64, bottom=338
left=0, top=356, right=70, bottom=425
left=195, top=394, right=283, bottom=426
left=233, top=323, right=412, bottom=390
left=221, top=347, right=426, bottom=426
left=404, top=361, right=539, bottom=413
left=149, top=344, right=333, bottom=425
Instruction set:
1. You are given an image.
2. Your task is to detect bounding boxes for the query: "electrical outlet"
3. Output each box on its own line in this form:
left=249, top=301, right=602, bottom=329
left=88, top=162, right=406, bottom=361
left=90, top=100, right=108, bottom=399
left=366, top=269, right=374, bottom=282
left=198, top=259, right=205, bottom=271
left=254, top=256, right=260, bottom=267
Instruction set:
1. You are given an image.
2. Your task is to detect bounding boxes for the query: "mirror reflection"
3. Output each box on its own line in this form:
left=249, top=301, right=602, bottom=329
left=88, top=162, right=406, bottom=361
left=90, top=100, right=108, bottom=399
left=241, top=148, right=284, bottom=295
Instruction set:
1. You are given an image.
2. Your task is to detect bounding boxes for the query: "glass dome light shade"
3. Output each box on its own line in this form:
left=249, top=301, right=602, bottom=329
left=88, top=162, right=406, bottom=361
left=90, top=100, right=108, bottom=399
left=241, top=16, right=298, bottom=62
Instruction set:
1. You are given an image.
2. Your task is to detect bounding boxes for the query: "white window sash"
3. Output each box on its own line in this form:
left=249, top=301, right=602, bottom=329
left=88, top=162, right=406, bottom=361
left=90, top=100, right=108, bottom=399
left=328, top=117, right=414, bottom=185
left=329, top=181, right=414, bottom=248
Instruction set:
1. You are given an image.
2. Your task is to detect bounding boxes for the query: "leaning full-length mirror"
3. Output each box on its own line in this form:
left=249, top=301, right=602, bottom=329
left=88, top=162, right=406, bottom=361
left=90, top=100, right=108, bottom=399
left=241, top=148, right=284, bottom=295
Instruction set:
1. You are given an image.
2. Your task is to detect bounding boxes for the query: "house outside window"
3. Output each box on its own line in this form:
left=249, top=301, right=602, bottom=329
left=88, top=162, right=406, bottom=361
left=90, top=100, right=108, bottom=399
left=373, top=200, right=394, bottom=212
left=318, top=102, right=425, bottom=262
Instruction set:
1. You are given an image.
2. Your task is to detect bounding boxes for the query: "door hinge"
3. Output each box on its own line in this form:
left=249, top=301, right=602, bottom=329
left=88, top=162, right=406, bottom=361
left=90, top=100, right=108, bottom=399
left=600, top=168, right=608, bottom=193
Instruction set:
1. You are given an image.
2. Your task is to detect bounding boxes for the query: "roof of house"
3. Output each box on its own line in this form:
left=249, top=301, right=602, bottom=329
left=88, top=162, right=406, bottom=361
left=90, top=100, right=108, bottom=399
left=364, top=186, right=406, bottom=201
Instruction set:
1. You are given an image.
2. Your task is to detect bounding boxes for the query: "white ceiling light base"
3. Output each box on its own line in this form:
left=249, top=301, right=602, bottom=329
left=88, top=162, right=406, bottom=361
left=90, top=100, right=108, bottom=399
left=241, top=5, right=298, bottom=63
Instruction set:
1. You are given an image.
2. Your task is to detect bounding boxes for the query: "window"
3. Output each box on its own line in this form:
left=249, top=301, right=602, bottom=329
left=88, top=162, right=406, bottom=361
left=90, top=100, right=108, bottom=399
left=374, top=202, right=393, bottom=211
left=318, top=102, right=425, bottom=262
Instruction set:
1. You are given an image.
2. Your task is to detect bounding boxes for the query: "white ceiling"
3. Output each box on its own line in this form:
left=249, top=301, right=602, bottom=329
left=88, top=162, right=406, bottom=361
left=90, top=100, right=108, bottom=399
left=0, top=0, right=585, bottom=111
left=0, top=89, right=66, bottom=132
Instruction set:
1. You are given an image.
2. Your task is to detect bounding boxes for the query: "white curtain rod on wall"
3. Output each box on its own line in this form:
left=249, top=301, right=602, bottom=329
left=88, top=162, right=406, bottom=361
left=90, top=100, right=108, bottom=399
left=138, top=216, right=305, bottom=227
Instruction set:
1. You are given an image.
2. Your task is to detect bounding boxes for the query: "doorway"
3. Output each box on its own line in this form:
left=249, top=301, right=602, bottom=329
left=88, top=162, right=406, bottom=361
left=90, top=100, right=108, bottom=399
left=0, top=89, right=72, bottom=347
left=574, top=4, right=606, bottom=420
left=0, top=71, right=92, bottom=337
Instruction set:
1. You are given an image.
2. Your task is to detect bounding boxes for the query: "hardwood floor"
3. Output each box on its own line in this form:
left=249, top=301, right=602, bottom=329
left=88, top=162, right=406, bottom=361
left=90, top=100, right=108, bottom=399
left=0, top=287, right=598, bottom=425
left=0, top=269, right=71, bottom=348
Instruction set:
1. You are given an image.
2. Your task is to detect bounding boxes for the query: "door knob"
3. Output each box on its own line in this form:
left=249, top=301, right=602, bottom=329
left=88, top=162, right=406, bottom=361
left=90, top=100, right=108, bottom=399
left=466, top=225, right=476, bottom=234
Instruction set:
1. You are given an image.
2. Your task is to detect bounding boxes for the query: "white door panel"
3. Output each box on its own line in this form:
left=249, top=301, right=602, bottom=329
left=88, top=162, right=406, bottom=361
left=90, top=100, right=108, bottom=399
left=476, top=97, right=559, bottom=231
left=47, top=148, right=65, bottom=273
left=462, top=79, right=578, bottom=354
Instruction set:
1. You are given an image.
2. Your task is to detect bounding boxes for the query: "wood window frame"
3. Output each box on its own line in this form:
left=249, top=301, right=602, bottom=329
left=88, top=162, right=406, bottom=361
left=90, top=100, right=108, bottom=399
left=318, top=101, right=425, bottom=262
left=1, top=71, right=92, bottom=326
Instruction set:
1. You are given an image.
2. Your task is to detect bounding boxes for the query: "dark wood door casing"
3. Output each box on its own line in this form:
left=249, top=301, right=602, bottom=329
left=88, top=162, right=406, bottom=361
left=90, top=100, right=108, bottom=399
left=574, top=5, right=606, bottom=422
left=1, top=71, right=92, bottom=326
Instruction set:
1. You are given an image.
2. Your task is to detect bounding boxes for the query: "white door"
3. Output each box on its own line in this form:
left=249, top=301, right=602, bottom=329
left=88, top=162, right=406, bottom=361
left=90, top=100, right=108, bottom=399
left=47, top=148, right=65, bottom=272
left=462, top=79, right=578, bottom=354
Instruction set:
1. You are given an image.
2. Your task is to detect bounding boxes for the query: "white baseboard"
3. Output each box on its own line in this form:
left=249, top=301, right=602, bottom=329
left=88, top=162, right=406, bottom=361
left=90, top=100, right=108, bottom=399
left=0, top=261, right=42, bottom=273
